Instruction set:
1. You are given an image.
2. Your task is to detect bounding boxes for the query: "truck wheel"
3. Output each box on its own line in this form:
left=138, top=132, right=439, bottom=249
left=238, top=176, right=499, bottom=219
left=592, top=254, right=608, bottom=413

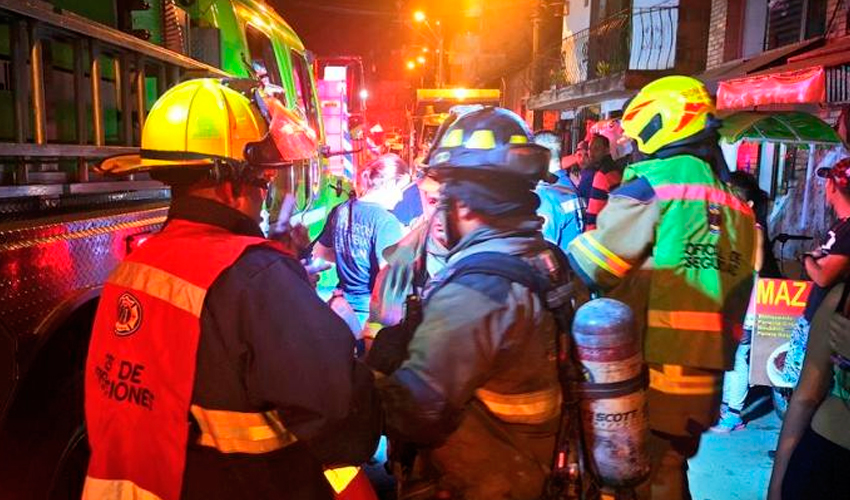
left=0, top=302, right=94, bottom=500
left=48, top=425, right=89, bottom=500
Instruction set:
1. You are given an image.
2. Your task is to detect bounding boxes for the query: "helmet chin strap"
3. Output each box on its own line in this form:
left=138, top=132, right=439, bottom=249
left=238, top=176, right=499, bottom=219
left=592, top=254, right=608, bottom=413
left=439, top=195, right=463, bottom=250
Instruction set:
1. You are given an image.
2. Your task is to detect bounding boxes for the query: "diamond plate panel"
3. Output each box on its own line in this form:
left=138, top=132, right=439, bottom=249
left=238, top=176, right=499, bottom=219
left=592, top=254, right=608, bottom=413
left=0, top=203, right=168, bottom=348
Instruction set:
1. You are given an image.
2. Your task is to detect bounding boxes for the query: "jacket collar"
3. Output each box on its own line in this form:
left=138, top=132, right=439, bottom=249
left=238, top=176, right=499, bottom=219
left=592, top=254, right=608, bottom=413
left=167, top=196, right=264, bottom=238
left=447, top=216, right=544, bottom=263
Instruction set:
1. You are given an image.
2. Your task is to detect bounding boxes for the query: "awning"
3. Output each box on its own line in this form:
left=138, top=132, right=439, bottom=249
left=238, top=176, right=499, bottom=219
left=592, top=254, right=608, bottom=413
left=714, top=36, right=850, bottom=110
left=719, top=111, right=842, bottom=145
left=717, top=66, right=826, bottom=110
left=697, top=38, right=823, bottom=93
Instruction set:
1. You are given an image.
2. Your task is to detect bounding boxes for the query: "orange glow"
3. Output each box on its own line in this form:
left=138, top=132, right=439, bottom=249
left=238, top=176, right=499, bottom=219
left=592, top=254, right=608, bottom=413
left=413, top=10, right=426, bottom=22
left=406, top=61, right=416, bottom=70
left=417, top=55, right=426, bottom=64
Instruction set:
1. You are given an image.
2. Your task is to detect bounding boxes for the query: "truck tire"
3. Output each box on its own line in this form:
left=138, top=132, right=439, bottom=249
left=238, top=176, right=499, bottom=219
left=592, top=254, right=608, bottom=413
left=0, top=302, right=94, bottom=500
left=48, top=425, right=89, bottom=500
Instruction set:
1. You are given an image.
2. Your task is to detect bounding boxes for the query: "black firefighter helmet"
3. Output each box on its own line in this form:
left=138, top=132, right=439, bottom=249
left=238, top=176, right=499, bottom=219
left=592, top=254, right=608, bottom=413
left=427, top=107, right=552, bottom=184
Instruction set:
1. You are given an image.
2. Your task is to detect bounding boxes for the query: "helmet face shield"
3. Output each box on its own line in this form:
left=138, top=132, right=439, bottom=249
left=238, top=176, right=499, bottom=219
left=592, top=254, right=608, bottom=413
left=246, top=92, right=318, bottom=167
left=425, top=107, right=552, bottom=183
left=430, top=143, right=551, bottom=182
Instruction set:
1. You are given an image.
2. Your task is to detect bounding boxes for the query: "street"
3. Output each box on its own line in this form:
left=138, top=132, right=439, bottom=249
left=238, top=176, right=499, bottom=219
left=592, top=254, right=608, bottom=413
left=690, top=389, right=780, bottom=500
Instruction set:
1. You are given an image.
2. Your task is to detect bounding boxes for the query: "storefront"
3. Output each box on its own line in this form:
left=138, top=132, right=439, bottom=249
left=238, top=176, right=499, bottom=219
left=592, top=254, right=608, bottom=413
left=715, top=40, right=850, bottom=266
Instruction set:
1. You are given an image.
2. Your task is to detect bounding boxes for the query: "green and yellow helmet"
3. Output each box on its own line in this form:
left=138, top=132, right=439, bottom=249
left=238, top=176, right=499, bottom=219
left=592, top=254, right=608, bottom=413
left=427, top=107, right=551, bottom=183
left=621, top=75, right=715, bottom=155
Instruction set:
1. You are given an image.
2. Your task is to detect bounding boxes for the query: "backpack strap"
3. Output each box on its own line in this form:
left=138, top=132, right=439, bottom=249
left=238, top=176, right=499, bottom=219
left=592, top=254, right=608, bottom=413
left=425, top=251, right=551, bottom=308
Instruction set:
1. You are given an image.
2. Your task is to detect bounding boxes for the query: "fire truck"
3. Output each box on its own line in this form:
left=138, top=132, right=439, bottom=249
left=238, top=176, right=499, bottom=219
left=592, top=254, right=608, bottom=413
left=409, top=87, right=501, bottom=165
left=0, top=1, right=345, bottom=498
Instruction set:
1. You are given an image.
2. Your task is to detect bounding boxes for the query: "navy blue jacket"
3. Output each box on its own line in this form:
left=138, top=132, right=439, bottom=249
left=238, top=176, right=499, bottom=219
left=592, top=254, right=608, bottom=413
left=170, top=197, right=380, bottom=500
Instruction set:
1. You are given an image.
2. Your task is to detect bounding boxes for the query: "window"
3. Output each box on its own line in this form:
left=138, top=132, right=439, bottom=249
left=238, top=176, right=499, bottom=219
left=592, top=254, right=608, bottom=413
left=765, top=0, right=827, bottom=50
left=245, top=25, right=282, bottom=86
left=290, top=50, right=320, bottom=133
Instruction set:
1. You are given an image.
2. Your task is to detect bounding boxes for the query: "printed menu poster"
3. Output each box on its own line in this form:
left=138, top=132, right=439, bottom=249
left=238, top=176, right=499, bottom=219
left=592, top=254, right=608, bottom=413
left=750, top=278, right=812, bottom=387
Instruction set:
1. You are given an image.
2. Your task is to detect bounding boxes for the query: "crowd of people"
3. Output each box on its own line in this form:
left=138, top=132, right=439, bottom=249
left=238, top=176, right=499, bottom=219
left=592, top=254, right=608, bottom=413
left=81, top=75, right=850, bottom=500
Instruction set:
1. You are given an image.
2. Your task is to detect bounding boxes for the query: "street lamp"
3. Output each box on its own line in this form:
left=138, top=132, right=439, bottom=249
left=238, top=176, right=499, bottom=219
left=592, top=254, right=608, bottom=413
left=406, top=60, right=416, bottom=71
left=416, top=55, right=426, bottom=65
left=412, top=10, right=444, bottom=88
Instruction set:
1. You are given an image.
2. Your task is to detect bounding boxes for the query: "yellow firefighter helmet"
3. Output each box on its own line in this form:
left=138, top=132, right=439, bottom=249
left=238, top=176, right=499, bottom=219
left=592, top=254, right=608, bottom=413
left=621, top=75, right=715, bottom=155
left=98, top=78, right=316, bottom=175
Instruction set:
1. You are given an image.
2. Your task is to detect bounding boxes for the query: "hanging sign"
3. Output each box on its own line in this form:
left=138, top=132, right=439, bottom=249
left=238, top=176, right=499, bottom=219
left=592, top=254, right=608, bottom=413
left=717, top=66, right=825, bottom=110
left=750, top=278, right=813, bottom=387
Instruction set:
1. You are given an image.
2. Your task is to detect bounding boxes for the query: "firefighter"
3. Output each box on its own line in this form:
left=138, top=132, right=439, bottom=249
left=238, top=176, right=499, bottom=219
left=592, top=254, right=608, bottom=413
left=366, top=171, right=447, bottom=334
left=534, top=130, right=584, bottom=251
left=566, top=75, right=756, bottom=499
left=367, top=107, right=565, bottom=500
left=83, top=79, right=380, bottom=500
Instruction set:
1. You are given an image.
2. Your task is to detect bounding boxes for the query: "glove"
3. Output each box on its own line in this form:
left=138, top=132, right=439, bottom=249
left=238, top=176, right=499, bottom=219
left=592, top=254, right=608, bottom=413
left=366, top=321, right=416, bottom=375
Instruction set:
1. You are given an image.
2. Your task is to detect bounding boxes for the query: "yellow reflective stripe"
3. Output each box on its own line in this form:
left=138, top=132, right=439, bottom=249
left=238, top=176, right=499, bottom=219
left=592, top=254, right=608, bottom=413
left=509, top=134, right=528, bottom=144
left=108, top=261, right=206, bottom=318
left=83, top=477, right=162, bottom=500
left=191, top=405, right=297, bottom=454
left=440, top=128, right=464, bottom=147
left=572, top=237, right=626, bottom=278
left=649, top=364, right=721, bottom=395
left=584, top=234, right=631, bottom=276
left=647, top=310, right=724, bottom=332
left=324, top=466, right=360, bottom=494
left=475, top=386, right=561, bottom=424
left=466, top=129, right=496, bottom=149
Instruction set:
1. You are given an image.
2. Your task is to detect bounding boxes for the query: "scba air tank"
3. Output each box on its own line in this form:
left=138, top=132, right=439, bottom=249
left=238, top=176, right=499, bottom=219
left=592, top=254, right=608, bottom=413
left=572, top=298, right=650, bottom=487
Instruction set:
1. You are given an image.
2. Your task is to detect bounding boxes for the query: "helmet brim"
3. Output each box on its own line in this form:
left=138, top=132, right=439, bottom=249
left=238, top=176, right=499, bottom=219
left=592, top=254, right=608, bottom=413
left=97, top=153, right=214, bottom=176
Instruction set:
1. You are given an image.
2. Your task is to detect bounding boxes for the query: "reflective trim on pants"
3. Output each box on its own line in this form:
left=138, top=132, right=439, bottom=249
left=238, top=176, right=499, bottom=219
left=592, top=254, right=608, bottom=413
left=82, top=477, right=163, bottom=500
left=475, top=386, right=562, bottom=424
left=325, top=467, right=378, bottom=500
left=190, top=405, right=297, bottom=454
left=325, top=467, right=360, bottom=494
left=647, top=310, right=724, bottom=332
left=649, top=365, right=722, bottom=396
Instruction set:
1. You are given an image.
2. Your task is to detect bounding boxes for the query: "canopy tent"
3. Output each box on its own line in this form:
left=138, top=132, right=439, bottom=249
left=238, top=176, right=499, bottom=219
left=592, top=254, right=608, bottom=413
left=719, top=111, right=846, bottom=232
left=719, top=111, right=842, bottom=146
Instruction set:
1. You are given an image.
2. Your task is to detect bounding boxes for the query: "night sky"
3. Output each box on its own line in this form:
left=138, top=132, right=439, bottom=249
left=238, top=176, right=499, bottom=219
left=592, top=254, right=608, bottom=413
left=272, top=0, right=409, bottom=79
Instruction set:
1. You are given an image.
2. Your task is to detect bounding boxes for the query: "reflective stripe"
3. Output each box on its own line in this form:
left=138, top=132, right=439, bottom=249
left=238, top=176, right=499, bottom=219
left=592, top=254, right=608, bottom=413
left=324, top=466, right=360, bottom=494
left=560, top=197, right=582, bottom=216
left=647, top=310, right=724, bottom=332
left=466, top=129, right=497, bottom=149
left=475, top=386, right=561, bottom=424
left=441, top=128, right=464, bottom=147
left=190, top=405, right=297, bottom=454
left=509, top=134, right=528, bottom=144
left=108, top=261, right=206, bottom=318
left=649, top=364, right=721, bottom=395
left=573, top=235, right=631, bottom=278
left=653, top=184, right=754, bottom=218
left=82, top=477, right=163, bottom=500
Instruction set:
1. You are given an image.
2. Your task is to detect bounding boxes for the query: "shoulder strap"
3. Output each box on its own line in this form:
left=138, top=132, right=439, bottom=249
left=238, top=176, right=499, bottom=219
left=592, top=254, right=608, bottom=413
left=438, top=251, right=550, bottom=299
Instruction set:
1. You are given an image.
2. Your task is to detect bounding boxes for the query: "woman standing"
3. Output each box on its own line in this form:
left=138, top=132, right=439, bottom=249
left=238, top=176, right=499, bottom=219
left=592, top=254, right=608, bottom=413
left=767, top=279, right=850, bottom=499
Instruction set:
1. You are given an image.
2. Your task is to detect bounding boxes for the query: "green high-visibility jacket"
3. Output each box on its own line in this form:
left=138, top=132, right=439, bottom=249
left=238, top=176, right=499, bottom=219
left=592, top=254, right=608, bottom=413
left=568, top=154, right=756, bottom=370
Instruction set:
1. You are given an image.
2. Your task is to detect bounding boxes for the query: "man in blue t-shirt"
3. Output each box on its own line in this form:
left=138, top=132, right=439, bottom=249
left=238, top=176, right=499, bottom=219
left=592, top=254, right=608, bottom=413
left=316, top=156, right=404, bottom=331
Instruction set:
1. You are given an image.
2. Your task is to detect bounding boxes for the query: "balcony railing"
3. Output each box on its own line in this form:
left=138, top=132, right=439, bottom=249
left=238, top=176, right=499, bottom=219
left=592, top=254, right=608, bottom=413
left=559, top=6, right=679, bottom=86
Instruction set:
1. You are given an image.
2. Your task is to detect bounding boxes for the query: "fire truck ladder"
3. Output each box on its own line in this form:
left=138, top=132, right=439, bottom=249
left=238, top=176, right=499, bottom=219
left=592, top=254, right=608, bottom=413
left=0, top=0, right=227, bottom=201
